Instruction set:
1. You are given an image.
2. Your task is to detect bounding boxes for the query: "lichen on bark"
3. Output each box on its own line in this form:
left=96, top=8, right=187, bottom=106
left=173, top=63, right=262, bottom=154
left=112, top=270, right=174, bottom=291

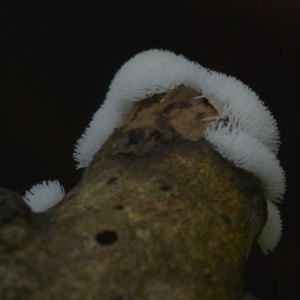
left=0, top=85, right=266, bottom=300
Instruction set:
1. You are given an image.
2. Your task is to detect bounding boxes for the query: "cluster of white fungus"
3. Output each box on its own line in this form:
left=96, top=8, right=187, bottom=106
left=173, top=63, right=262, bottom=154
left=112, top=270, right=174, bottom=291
left=74, top=49, right=279, bottom=168
left=23, top=49, right=285, bottom=254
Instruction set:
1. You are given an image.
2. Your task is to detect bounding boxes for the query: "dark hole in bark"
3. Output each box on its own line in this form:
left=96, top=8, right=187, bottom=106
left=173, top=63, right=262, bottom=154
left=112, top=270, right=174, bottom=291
left=160, top=185, right=172, bottom=191
left=128, top=129, right=145, bottom=145
left=203, top=272, right=213, bottom=283
left=107, top=177, right=118, bottom=184
left=202, top=98, right=210, bottom=106
left=222, top=214, right=232, bottom=224
left=114, top=205, right=124, bottom=210
left=196, top=112, right=205, bottom=120
left=95, top=230, right=118, bottom=245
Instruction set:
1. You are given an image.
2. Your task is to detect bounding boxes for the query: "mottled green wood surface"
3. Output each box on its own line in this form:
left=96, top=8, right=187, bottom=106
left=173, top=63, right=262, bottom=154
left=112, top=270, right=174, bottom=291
left=0, top=86, right=266, bottom=300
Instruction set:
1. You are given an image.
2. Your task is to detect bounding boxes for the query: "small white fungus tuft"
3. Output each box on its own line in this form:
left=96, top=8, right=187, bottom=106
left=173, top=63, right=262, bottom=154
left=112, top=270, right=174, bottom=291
left=258, top=200, right=282, bottom=254
left=74, top=49, right=279, bottom=168
left=23, top=180, right=65, bottom=213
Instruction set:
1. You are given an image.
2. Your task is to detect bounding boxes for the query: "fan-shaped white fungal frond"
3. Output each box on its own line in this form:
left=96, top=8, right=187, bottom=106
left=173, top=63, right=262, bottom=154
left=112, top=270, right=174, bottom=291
left=74, top=49, right=279, bottom=168
left=23, top=180, right=65, bottom=213
left=258, top=200, right=282, bottom=254
left=205, top=124, right=285, bottom=203
left=199, top=71, right=279, bottom=153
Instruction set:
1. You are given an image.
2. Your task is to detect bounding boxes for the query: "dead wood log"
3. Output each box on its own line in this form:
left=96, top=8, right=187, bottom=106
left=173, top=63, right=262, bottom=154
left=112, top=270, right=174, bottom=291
left=0, top=85, right=266, bottom=300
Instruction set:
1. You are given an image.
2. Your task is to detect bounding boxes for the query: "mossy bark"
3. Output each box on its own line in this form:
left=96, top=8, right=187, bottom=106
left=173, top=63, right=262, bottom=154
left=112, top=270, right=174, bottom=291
left=0, top=86, right=266, bottom=300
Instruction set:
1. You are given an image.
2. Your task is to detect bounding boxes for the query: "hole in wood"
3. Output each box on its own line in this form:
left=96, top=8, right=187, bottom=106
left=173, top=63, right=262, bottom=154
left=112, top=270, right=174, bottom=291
left=95, top=230, right=118, bottom=245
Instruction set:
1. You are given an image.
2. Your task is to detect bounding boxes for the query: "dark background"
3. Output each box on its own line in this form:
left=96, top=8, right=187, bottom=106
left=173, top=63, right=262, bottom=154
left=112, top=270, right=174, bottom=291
left=1, top=0, right=299, bottom=299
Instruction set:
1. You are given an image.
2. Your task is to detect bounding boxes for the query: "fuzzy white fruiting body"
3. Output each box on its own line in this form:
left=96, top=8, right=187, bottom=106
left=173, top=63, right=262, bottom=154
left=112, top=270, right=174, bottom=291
left=74, top=49, right=279, bottom=169
left=23, top=180, right=65, bottom=213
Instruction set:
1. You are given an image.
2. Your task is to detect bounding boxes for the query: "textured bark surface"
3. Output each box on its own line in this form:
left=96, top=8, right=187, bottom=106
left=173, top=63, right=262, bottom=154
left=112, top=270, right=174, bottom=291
left=0, top=86, right=266, bottom=300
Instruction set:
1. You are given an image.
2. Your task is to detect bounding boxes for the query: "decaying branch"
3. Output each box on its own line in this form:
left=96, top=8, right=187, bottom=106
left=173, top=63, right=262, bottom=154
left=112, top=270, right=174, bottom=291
left=0, top=85, right=266, bottom=300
